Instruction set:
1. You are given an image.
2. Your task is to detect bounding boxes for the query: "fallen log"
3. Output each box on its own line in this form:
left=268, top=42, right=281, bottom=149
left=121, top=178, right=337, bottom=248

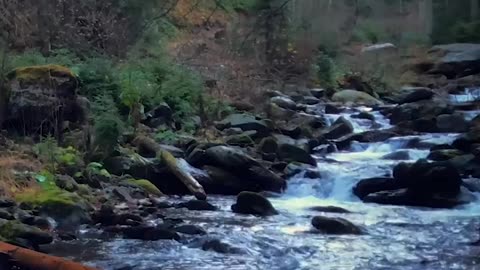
left=0, top=241, right=98, bottom=270
left=133, top=135, right=207, bottom=200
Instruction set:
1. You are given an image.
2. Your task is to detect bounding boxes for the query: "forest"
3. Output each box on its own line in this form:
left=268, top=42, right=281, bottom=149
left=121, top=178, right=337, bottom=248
left=0, top=0, right=480, bottom=269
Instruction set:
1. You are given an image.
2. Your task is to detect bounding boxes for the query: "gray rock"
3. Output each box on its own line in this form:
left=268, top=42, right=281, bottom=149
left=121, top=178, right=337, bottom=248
left=277, top=144, right=316, bottom=166
left=270, top=96, right=298, bottom=110
left=216, top=114, right=271, bottom=135
left=323, top=116, right=354, bottom=140
left=436, top=113, right=468, bottom=133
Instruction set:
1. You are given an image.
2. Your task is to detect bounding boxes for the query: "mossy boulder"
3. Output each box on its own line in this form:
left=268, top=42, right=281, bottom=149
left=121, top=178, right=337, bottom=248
left=332, top=89, right=384, bottom=106
left=127, top=179, right=163, bottom=196
left=2, top=65, right=87, bottom=137
left=0, top=220, right=53, bottom=248
left=16, top=187, right=91, bottom=228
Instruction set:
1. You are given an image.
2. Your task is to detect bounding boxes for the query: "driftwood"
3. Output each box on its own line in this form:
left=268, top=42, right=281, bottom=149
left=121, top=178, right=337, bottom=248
left=133, top=136, right=207, bottom=200
left=0, top=242, right=98, bottom=270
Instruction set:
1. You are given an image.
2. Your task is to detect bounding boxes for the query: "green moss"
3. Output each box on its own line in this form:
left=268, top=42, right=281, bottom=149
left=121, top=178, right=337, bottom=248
left=15, top=186, right=79, bottom=209
left=0, top=220, right=22, bottom=241
left=9, top=64, right=76, bottom=84
left=127, top=179, right=163, bottom=196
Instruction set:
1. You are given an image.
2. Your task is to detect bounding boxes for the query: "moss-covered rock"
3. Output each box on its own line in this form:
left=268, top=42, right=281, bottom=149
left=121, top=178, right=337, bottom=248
left=0, top=220, right=53, bottom=247
left=127, top=179, right=163, bottom=196
left=16, top=186, right=91, bottom=228
left=2, top=65, right=84, bottom=137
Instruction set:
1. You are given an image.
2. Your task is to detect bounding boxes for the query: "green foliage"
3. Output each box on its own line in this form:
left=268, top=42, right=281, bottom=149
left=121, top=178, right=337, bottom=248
left=155, top=129, right=178, bottom=144
left=352, top=21, right=387, bottom=44
left=92, top=95, right=125, bottom=154
left=220, top=0, right=264, bottom=12
left=314, top=53, right=337, bottom=89
left=9, top=49, right=79, bottom=69
left=77, top=58, right=120, bottom=101
left=450, top=21, right=480, bottom=43
left=35, top=137, right=82, bottom=171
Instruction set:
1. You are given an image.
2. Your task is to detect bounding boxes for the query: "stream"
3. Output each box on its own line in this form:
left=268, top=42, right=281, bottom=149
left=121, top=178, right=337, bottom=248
left=49, top=95, right=480, bottom=270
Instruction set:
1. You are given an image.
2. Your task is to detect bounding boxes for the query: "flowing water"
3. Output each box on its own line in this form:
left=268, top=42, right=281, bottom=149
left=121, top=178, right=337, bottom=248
left=50, top=101, right=480, bottom=270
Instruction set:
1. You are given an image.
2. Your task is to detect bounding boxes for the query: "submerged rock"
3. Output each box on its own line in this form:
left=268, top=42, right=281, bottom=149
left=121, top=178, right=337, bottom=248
left=121, top=225, right=180, bottom=241
left=311, top=216, right=362, bottom=235
left=177, top=200, right=217, bottom=211
left=308, top=206, right=351, bottom=214
left=231, top=192, right=278, bottom=216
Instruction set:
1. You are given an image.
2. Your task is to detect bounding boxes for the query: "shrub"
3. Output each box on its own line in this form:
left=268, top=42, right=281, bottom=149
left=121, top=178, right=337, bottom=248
left=77, top=58, right=120, bottom=101
left=92, top=95, right=124, bottom=155
left=314, top=53, right=337, bottom=89
left=450, top=21, right=480, bottom=43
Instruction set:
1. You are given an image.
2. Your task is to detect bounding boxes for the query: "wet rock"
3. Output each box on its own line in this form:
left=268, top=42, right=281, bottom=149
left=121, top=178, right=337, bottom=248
left=428, top=43, right=480, bottom=78
left=308, top=206, right=351, bottom=213
left=215, top=114, right=271, bottom=135
left=436, top=113, right=468, bottom=133
left=325, top=104, right=344, bottom=114
left=270, top=96, right=298, bottom=110
left=285, top=163, right=320, bottom=178
left=323, top=116, right=354, bottom=140
left=231, top=192, right=278, bottom=216
left=310, top=88, right=326, bottom=99
left=311, top=216, right=362, bottom=235
left=258, top=137, right=278, bottom=154
left=381, top=150, right=410, bottom=160
left=463, top=178, right=480, bottom=193
left=351, top=112, right=375, bottom=121
left=353, top=177, right=403, bottom=199
left=225, top=131, right=256, bottom=147
left=302, top=96, right=320, bottom=105
left=277, top=143, right=316, bottom=166
left=0, top=221, right=54, bottom=246
left=332, top=89, right=383, bottom=106
left=122, top=225, right=180, bottom=241
left=204, top=146, right=286, bottom=193
left=0, top=209, right=14, bottom=220
left=177, top=200, right=217, bottom=211
left=395, top=87, right=434, bottom=104
left=0, top=199, right=15, bottom=208
left=201, top=239, right=242, bottom=254
left=364, top=187, right=476, bottom=208
left=427, top=149, right=464, bottom=161
left=175, top=224, right=206, bottom=235
left=396, top=160, right=462, bottom=195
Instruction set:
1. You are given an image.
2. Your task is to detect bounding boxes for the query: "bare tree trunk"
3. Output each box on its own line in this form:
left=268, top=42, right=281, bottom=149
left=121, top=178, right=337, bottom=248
left=37, top=0, right=51, bottom=55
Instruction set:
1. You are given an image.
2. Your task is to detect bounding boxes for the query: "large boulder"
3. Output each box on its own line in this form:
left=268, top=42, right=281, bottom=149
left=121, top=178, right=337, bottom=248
left=2, top=65, right=86, bottom=136
left=428, top=43, right=480, bottom=78
left=204, top=146, right=286, bottom=193
left=388, top=99, right=453, bottom=126
left=311, top=216, right=362, bottom=235
left=353, top=177, right=404, bottom=199
left=231, top=192, right=278, bottom=216
left=394, top=87, right=435, bottom=104
left=332, top=89, right=383, bottom=106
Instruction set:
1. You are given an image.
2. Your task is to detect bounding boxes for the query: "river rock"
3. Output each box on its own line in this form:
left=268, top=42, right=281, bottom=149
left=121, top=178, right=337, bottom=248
left=177, top=200, right=217, bottom=211
left=204, top=146, right=286, bottom=193
left=351, top=112, right=375, bottom=121
left=322, top=116, right=354, bottom=140
left=364, top=187, right=476, bottom=208
left=231, top=192, right=278, bottom=216
left=121, top=225, right=180, bottom=241
left=381, top=150, right=410, bottom=160
left=270, top=96, right=298, bottom=110
left=311, top=216, right=362, bottom=235
left=427, top=149, right=464, bottom=161
left=201, top=239, right=243, bottom=254
left=258, top=137, right=278, bottom=154
left=395, top=87, right=434, bottom=104
left=175, top=224, right=206, bottom=235
left=215, top=114, right=271, bottom=135
left=353, top=177, right=404, bottom=199
left=277, top=143, right=316, bottom=166
left=436, top=113, right=468, bottom=133
left=428, top=43, right=480, bottom=78
left=325, top=104, right=345, bottom=114
left=332, top=90, right=383, bottom=106
left=308, top=206, right=351, bottom=213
